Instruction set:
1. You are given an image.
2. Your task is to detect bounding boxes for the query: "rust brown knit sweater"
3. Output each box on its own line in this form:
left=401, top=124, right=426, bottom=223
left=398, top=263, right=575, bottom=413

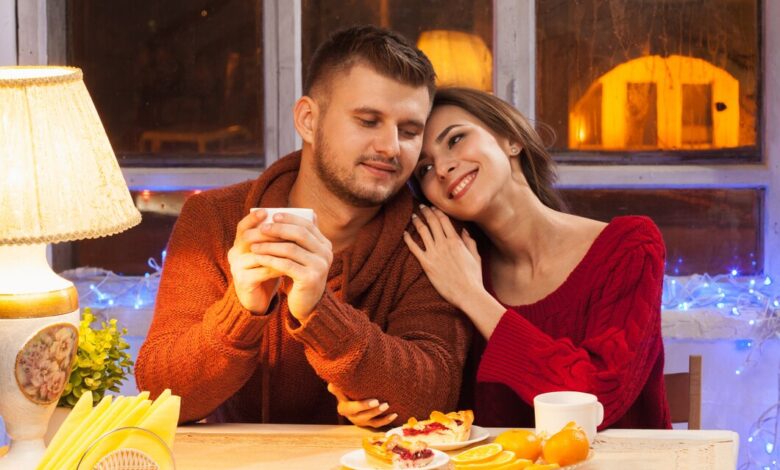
left=135, top=151, right=471, bottom=424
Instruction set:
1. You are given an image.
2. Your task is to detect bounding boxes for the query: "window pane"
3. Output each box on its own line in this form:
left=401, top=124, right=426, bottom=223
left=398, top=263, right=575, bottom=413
left=561, top=189, right=762, bottom=275
left=537, top=0, right=759, bottom=156
left=67, top=191, right=197, bottom=275
left=302, top=0, right=493, bottom=91
left=67, top=1, right=264, bottom=165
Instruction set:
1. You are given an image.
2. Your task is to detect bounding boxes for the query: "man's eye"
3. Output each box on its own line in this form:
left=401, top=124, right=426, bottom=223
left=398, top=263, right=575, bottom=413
left=359, top=119, right=378, bottom=127
left=447, top=134, right=464, bottom=148
left=416, top=164, right=433, bottom=178
left=401, top=129, right=421, bottom=139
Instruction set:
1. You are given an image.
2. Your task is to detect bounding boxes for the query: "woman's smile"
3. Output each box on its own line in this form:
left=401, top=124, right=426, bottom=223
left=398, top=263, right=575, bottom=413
left=448, top=170, right=478, bottom=199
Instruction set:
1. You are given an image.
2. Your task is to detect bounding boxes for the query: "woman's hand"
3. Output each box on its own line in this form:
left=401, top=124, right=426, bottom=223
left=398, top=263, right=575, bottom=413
left=327, top=383, right=397, bottom=428
left=403, top=206, right=484, bottom=310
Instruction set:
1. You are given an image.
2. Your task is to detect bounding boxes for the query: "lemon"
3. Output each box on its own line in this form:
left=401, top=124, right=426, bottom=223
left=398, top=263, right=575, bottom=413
left=452, top=443, right=504, bottom=464
left=455, top=450, right=516, bottom=469
left=493, top=458, right=536, bottom=470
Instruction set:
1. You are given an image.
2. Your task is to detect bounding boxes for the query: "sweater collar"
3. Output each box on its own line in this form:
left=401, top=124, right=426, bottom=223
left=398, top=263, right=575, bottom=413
left=244, top=150, right=415, bottom=302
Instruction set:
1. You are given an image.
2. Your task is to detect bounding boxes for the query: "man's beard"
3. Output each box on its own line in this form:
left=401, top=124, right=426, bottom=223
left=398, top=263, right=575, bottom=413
left=313, top=124, right=402, bottom=207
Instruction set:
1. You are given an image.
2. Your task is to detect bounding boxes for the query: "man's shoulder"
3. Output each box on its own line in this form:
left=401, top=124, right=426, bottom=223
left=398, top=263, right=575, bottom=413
left=175, top=180, right=257, bottom=243
left=183, top=180, right=255, bottom=213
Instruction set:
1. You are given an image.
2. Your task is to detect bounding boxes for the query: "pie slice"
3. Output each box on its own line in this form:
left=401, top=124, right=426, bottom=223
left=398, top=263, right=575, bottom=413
left=401, top=410, right=474, bottom=444
left=362, top=434, right=435, bottom=469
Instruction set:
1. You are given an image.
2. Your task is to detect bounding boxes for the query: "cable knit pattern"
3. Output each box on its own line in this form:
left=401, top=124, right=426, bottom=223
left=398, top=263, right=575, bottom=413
left=472, top=216, right=671, bottom=429
left=135, top=151, right=471, bottom=424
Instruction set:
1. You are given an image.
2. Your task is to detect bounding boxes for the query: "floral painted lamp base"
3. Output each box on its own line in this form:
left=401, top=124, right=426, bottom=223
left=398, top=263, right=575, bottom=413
left=0, top=287, right=79, bottom=470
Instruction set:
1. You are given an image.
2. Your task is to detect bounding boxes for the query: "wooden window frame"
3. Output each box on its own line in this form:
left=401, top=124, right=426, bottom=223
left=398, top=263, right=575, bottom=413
left=4, top=0, right=777, bottom=277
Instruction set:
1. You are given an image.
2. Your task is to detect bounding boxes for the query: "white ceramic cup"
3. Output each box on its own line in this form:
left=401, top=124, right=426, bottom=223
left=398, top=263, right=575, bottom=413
left=250, top=207, right=314, bottom=222
left=534, top=391, right=604, bottom=443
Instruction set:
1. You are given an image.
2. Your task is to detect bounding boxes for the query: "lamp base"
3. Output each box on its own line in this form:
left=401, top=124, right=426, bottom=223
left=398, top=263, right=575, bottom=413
left=0, top=438, right=45, bottom=470
left=0, top=244, right=80, bottom=469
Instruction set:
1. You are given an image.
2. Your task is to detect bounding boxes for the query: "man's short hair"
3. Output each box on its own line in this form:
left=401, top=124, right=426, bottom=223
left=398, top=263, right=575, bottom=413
left=304, top=25, right=436, bottom=102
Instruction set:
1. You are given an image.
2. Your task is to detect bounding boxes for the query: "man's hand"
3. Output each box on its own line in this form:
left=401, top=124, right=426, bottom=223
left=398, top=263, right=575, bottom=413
left=249, top=211, right=333, bottom=321
left=228, top=209, right=283, bottom=313
left=327, top=383, right=397, bottom=428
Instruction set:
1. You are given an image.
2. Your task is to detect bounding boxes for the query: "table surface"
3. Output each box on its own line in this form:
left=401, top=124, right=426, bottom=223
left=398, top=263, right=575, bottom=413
left=172, top=424, right=739, bottom=470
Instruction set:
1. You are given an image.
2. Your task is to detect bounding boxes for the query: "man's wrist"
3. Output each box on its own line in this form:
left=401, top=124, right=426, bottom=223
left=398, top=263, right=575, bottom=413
left=252, top=292, right=280, bottom=316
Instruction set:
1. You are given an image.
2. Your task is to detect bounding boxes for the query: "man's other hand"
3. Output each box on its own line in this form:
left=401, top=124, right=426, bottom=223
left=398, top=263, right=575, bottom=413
left=249, top=211, right=333, bottom=321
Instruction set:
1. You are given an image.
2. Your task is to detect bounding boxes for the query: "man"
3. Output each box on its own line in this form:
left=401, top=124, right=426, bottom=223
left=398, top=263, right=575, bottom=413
left=136, top=25, right=471, bottom=425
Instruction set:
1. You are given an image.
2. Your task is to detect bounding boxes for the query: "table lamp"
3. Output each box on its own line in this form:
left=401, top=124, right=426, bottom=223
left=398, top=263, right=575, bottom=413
left=0, top=66, right=141, bottom=469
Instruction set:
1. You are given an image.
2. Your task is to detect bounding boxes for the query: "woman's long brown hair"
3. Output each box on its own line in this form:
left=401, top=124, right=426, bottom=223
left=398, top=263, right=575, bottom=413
left=431, top=87, right=567, bottom=212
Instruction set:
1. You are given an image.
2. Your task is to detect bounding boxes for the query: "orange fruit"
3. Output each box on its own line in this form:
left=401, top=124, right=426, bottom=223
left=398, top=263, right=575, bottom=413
left=452, top=443, right=504, bottom=465
left=493, top=458, right=536, bottom=470
left=525, top=464, right=561, bottom=470
left=455, top=451, right=516, bottom=469
left=495, top=429, right=542, bottom=461
left=541, top=422, right=589, bottom=466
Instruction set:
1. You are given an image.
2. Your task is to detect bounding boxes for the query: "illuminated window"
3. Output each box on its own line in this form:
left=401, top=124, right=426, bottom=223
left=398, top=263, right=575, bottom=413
left=302, top=0, right=492, bottom=90
left=538, top=0, right=758, bottom=156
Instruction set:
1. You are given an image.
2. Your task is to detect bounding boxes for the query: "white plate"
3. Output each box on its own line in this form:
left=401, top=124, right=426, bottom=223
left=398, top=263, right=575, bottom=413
left=385, top=425, right=490, bottom=451
left=340, top=448, right=450, bottom=470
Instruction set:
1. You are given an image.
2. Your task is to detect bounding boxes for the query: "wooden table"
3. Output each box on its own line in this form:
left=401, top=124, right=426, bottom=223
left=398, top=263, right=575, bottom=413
left=173, top=424, right=739, bottom=469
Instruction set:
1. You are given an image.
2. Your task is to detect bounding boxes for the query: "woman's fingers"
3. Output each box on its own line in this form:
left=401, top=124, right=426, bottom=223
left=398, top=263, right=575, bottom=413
left=431, top=207, right=458, bottom=239
left=419, top=205, right=447, bottom=241
left=403, top=231, right=425, bottom=258
left=410, top=213, right=435, bottom=249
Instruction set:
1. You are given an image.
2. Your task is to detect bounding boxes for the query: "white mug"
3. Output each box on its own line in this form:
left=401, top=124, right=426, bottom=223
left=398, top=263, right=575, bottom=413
left=250, top=207, right=314, bottom=222
left=534, top=391, right=604, bottom=443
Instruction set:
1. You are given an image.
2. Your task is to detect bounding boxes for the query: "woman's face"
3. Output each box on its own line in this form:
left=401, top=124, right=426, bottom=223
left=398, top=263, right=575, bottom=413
left=416, top=105, right=515, bottom=221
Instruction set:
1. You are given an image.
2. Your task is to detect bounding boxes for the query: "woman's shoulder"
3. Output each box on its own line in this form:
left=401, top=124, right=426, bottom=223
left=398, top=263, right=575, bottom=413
left=596, top=215, right=665, bottom=260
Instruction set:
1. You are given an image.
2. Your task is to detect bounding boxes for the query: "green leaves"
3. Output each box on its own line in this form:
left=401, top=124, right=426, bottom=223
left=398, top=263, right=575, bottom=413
left=58, top=308, right=134, bottom=408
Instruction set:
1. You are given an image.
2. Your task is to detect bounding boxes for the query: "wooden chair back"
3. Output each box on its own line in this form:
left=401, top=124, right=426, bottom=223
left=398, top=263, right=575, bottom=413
left=664, top=355, right=702, bottom=429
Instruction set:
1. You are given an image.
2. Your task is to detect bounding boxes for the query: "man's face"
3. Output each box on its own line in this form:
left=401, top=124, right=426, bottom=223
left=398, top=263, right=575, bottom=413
left=311, top=63, right=431, bottom=207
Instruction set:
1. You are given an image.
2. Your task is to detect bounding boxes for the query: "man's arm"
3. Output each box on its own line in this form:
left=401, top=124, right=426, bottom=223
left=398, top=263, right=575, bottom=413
left=135, top=194, right=272, bottom=423
left=289, top=269, right=472, bottom=424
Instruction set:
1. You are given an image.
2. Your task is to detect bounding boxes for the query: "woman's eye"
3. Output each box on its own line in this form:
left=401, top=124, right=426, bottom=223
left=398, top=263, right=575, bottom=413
left=447, top=133, right=464, bottom=148
left=417, top=164, right=433, bottom=178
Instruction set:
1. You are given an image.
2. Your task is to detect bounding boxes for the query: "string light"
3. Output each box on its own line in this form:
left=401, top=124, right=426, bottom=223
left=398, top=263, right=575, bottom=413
left=61, top=255, right=162, bottom=313
left=60, top=249, right=780, bottom=469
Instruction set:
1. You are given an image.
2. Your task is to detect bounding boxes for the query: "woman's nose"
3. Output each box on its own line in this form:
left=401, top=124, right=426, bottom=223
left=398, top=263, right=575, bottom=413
left=436, top=158, right=458, bottom=179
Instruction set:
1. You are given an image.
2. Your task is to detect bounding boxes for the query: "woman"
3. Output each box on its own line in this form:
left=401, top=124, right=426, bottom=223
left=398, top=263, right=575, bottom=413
left=329, top=87, right=671, bottom=430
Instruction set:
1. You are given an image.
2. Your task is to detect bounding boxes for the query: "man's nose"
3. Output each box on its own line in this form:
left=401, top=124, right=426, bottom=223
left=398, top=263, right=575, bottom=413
left=373, top=127, right=400, bottom=157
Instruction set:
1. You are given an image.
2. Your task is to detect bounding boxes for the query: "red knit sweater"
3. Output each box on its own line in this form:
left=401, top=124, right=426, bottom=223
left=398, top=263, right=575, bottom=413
left=461, top=216, right=671, bottom=429
left=135, top=152, right=471, bottom=424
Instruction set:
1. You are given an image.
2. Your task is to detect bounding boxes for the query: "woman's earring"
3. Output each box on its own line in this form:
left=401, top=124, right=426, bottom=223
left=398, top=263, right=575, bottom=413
left=510, top=146, right=519, bottom=155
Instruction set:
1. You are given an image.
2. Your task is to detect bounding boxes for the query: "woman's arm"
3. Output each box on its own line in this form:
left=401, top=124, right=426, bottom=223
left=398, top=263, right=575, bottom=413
left=477, top=227, right=665, bottom=428
left=404, top=205, right=506, bottom=338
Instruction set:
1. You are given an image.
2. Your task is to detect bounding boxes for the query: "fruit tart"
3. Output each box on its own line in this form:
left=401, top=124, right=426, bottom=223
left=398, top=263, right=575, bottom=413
left=362, top=434, right=435, bottom=469
left=401, top=410, right=474, bottom=444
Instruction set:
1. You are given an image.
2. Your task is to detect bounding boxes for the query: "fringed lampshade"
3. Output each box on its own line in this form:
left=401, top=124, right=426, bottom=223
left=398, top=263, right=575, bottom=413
left=0, top=66, right=141, bottom=469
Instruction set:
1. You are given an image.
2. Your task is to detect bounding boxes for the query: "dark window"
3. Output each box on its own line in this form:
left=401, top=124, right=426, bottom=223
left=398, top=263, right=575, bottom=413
left=67, top=1, right=265, bottom=167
